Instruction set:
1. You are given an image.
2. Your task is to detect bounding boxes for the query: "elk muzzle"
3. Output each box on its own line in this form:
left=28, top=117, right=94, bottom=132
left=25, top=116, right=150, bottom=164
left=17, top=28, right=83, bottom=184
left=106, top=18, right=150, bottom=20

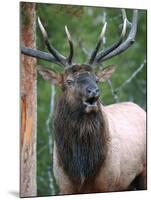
left=83, top=86, right=100, bottom=113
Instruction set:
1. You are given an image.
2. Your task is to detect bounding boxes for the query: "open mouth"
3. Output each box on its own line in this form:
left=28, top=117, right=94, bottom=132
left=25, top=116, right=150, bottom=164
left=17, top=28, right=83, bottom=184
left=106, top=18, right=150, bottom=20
left=83, top=96, right=99, bottom=112
left=83, top=97, right=97, bottom=106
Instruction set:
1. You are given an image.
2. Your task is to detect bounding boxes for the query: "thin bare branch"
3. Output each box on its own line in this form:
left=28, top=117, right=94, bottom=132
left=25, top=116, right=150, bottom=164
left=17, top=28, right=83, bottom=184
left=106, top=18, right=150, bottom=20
left=115, top=59, right=146, bottom=93
left=78, top=39, right=90, bottom=57
left=46, top=85, right=56, bottom=194
left=101, top=11, right=119, bottom=102
left=107, top=79, right=119, bottom=102
left=37, top=144, right=47, bottom=156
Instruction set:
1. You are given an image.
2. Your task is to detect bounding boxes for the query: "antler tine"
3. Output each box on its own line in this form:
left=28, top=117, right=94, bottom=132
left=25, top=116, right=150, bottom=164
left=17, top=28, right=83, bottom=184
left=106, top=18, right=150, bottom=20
left=97, top=10, right=138, bottom=63
left=95, top=10, right=127, bottom=63
left=38, top=17, right=67, bottom=67
left=88, top=22, right=107, bottom=65
left=121, top=9, right=132, bottom=29
left=65, top=25, right=74, bottom=65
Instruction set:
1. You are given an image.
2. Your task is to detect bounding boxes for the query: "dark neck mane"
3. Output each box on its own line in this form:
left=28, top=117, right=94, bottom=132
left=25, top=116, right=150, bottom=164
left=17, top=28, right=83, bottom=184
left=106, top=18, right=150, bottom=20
left=54, top=96, right=109, bottom=185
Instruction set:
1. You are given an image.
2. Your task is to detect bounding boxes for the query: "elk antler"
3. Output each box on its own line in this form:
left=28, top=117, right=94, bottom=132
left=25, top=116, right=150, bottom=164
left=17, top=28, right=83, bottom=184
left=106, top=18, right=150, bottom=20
left=91, top=10, right=138, bottom=64
left=88, top=22, right=107, bottom=64
left=21, top=10, right=138, bottom=68
left=21, top=46, right=61, bottom=65
left=65, top=25, right=74, bottom=65
left=37, top=17, right=65, bottom=65
left=38, top=17, right=74, bottom=67
left=21, top=17, right=74, bottom=68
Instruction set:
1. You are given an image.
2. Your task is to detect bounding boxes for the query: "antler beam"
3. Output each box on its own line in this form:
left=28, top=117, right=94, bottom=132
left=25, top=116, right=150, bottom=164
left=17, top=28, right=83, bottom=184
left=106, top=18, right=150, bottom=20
left=95, top=10, right=138, bottom=63
left=21, top=46, right=62, bottom=65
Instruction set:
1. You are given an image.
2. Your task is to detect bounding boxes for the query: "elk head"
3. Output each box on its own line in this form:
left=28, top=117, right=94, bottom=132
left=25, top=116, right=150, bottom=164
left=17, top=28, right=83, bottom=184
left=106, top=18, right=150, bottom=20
left=38, top=63, right=116, bottom=113
left=21, top=10, right=138, bottom=113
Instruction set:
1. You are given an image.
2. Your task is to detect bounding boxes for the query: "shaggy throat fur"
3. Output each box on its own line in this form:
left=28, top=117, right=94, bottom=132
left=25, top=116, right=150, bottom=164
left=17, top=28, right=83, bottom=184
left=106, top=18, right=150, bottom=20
left=54, top=97, right=108, bottom=186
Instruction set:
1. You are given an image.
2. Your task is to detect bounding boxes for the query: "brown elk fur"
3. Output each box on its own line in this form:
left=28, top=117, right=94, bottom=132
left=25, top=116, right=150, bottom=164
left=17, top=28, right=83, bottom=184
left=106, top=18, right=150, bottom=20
left=53, top=101, right=146, bottom=194
left=54, top=95, right=109, bottom=186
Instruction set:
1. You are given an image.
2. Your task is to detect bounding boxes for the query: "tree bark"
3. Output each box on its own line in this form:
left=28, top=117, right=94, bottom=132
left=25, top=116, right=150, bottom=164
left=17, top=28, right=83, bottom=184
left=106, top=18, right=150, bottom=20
left=20, top=2, right=37, bottom=197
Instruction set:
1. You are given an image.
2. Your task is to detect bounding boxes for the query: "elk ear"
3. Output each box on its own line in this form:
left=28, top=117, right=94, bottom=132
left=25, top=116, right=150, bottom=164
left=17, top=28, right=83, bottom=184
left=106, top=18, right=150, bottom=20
left=96, top=65, right=116, bottom=82
left=38, top=66, right=63, bottom=85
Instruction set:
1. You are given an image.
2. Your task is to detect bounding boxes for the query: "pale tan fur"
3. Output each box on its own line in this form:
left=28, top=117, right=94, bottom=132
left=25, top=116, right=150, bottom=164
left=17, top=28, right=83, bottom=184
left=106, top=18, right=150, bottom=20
left=53, top=102, right=146, bottom=194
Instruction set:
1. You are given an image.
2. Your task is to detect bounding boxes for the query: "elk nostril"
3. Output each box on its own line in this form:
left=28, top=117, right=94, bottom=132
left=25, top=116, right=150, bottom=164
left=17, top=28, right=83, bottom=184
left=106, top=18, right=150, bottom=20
left=87, top=87, right=100, bottom=97
left=87, top=88, right=92, bottom=94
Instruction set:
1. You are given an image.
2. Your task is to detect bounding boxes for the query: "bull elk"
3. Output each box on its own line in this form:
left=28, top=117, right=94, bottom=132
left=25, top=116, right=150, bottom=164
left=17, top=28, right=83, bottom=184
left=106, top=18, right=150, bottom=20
left=21, top=9, right=146, bottom=194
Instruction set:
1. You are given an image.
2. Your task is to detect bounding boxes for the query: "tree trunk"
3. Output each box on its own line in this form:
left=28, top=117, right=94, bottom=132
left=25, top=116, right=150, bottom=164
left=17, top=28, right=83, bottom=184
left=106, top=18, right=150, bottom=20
left=20, top=2, right=37, bottom=197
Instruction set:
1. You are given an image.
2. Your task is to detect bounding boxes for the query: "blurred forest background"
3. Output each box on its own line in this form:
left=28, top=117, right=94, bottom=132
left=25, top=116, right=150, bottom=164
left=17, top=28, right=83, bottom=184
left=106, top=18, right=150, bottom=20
left=35, top=3, right=147, bottom=196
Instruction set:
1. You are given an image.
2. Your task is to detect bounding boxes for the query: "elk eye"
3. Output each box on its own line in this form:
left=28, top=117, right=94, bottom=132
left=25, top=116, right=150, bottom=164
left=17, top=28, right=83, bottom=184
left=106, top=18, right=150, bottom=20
left=66, top=79, right=74, bottom=85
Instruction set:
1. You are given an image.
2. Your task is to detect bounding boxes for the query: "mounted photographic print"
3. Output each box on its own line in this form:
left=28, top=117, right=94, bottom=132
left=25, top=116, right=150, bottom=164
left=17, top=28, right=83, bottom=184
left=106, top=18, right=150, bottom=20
left=20, top=1, right=147, bottom=198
